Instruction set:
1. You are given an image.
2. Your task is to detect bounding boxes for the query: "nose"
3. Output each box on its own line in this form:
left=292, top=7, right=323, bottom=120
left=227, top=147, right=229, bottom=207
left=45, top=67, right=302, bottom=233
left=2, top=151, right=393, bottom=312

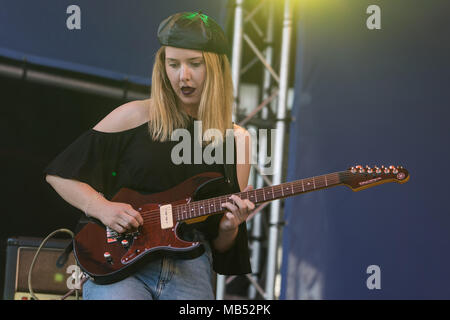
left=179, top=63, right=191, bottom=82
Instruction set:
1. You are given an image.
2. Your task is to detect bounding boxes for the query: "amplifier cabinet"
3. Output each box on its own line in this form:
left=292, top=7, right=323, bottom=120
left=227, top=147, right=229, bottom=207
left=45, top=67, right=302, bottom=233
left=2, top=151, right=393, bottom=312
left=3, top=237, right=81, bottom=300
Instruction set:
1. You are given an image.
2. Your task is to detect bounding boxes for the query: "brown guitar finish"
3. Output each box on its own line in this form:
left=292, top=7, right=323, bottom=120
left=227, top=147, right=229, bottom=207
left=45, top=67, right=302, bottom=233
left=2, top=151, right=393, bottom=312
left=73, top=172, right=224, bottom=284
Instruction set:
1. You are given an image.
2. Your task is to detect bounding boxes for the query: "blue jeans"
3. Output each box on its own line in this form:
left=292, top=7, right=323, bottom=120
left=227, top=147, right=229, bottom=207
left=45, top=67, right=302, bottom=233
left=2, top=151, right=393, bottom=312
left=82, top=243, right=215, bottom=300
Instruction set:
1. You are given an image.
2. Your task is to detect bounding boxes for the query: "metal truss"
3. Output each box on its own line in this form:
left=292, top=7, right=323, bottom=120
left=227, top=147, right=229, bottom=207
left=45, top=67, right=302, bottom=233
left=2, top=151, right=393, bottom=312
left=216, top=0, right=294, bottom=300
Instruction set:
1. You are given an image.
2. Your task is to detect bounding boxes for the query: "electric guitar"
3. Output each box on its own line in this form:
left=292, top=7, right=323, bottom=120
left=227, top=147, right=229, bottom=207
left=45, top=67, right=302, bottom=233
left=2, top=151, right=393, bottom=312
left=73, top=164, right=409, bottom=284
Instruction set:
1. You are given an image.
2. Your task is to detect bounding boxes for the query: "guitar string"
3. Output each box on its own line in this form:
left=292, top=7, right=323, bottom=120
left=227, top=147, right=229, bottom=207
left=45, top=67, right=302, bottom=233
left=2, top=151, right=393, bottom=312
left=132, top=171, right=396, bottom=226
left=101, top=170, right=403, bottom=234
left=120, top=170, right=399, bottom=227
left=134, top=170, right=392, bottom=219
left=135, top=175, right=346, bottom=222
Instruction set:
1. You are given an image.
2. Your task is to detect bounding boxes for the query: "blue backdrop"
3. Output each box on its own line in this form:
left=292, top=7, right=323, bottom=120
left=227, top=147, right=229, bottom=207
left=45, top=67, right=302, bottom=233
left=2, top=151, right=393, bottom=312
left=0, top=0, right=228, bottom=85
left=281, top=0, right=450, bottom=299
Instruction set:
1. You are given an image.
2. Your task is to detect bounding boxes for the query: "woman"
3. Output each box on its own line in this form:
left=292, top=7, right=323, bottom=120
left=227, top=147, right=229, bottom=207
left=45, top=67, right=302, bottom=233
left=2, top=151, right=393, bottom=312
left=44, top=12, right=254, bottom=300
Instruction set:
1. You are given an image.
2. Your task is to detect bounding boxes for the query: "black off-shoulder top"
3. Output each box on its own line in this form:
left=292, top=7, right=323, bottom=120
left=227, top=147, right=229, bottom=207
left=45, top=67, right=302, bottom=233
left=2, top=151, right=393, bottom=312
left=43, top=118, right=251, bottom=275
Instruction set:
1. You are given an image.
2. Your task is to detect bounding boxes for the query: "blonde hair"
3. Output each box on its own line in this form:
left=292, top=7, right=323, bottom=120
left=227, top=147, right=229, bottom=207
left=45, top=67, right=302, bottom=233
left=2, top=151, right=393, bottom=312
left=148, top=46, right=233, bottom=143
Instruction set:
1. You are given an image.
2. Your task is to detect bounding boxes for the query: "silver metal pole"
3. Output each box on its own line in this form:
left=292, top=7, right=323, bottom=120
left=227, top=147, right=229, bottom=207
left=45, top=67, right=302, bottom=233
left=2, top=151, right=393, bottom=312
left=0, top=61, right=148, bottom=101
left=231, top=0, right=245, bottom=122
left=248, top=0, right=275, bottom=299
left=243, top=34, right=280, bottom=84
left=264, top=0, right=293, bottom=300
left=216, top=0, right=245, bottom=300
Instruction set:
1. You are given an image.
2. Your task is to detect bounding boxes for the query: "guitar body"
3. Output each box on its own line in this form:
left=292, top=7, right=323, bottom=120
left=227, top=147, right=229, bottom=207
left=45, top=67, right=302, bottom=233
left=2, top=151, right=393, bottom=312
left=73, top=172, right=229, bottom=284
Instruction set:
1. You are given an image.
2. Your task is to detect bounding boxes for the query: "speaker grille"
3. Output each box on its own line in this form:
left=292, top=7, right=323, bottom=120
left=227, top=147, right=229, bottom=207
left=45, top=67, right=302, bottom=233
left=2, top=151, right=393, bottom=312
left=15, top=247, right=79, bottom=295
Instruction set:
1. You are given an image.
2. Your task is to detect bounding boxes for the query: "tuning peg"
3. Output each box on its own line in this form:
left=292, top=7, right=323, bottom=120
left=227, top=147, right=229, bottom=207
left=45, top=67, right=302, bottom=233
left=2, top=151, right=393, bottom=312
left=384, top=167, right=390, bottom=173
left=355, top=165, right=363, bottom=169
left=375, top=167, right=382, bottom=174
left=389, top=165, right=395, bottom=170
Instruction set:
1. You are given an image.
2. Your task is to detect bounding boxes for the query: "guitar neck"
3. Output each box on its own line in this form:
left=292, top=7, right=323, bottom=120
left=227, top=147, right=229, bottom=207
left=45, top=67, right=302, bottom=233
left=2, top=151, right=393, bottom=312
left=174, top=171, right=345, bottom=222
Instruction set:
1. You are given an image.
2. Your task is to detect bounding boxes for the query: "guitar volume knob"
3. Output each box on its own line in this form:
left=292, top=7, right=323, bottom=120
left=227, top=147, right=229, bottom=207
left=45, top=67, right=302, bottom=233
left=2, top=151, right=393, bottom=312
left=121, top=239, right=129, bottom=248
left=104, top=252, right=113, bottom=263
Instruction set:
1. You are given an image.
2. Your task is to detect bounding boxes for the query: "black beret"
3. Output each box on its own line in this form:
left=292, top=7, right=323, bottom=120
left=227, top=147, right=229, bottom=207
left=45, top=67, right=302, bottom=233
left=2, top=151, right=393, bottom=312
left=157, top=12, right=229, bottom=55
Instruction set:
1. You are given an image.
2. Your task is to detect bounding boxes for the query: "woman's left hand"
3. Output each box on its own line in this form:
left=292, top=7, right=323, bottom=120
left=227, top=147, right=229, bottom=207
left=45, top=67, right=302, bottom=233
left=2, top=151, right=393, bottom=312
left=220, top=185, right=255, bottom=232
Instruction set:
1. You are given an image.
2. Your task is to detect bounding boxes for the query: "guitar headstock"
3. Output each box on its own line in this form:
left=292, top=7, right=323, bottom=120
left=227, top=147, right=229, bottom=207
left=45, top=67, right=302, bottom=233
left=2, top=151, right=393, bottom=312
left=342, top=165, right=410, bottom=191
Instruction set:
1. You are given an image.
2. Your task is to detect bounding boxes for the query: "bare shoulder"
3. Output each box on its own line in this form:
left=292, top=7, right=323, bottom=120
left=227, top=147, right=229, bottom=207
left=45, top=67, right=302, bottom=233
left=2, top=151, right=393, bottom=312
left=93, top=99, right=151, bottom=133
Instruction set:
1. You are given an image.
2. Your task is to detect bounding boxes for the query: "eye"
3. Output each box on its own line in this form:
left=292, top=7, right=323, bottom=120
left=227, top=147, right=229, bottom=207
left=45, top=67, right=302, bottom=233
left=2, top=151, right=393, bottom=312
left=168, top=63, right=179, bottom=68
left=191, top=62, right=202, bottom=67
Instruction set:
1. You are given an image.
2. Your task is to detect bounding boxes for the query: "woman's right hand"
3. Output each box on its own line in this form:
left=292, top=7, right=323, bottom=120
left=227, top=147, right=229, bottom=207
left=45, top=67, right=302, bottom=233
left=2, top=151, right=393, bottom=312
left=93, top=199, right=144, bottom=234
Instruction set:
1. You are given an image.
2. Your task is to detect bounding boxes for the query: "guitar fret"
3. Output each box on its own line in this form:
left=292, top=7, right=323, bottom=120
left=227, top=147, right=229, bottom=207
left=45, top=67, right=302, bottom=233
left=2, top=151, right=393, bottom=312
left=170, top=171, right=350, bottom=222
left=275, top=183, right=287, bottom=198
left=220, top=196, right=225, bottom=211
left=249, top=191, right=255, bottom=203
left=174, top=172, right=345, bottom=220
left=286, top=184, right=291, bottom=195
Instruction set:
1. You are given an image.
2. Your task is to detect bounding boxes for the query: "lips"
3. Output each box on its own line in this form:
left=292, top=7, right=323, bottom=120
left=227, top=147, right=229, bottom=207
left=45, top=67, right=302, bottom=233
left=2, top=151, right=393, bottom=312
left=181, top=86, right=195, bottom=96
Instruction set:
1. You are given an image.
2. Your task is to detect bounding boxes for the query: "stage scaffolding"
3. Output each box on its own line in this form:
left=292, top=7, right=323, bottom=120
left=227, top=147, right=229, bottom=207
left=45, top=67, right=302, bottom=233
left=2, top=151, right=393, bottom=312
left=216, top=0, right=294, bottom=300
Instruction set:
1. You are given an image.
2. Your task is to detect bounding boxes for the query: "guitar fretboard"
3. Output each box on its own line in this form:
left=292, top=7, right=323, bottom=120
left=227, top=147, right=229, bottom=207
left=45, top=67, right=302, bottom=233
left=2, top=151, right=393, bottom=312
left=173, top=171, right=344, bottom=221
